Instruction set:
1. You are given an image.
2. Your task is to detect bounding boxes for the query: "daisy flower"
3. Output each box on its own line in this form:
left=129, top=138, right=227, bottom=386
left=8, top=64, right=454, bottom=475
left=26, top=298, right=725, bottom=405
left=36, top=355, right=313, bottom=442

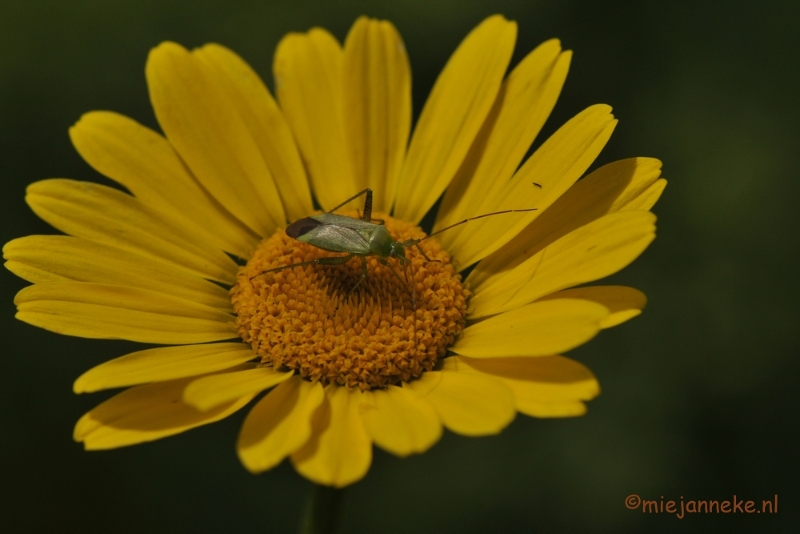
left=4, top=15, right=665, bottom=489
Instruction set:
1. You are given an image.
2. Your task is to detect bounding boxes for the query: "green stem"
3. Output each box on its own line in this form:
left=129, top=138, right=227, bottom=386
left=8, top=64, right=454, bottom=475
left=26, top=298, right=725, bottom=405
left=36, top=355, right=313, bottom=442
left=298, top=484, right=347, bottom=534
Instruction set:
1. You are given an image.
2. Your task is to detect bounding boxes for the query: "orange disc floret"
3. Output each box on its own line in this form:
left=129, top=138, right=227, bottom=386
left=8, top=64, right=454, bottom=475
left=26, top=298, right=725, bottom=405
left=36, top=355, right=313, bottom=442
left=231, top=211, right=469, bottom=390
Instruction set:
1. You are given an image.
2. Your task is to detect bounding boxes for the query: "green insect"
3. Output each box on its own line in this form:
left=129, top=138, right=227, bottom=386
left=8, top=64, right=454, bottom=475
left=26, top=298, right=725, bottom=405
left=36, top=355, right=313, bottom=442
left=251, top=188, right=536, bottom=306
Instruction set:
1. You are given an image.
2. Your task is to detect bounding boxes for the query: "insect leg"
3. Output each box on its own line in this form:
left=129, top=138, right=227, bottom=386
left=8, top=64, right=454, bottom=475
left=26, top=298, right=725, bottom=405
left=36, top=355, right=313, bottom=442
left=397, top=239, right=440, bottom=264
left=406, top=258, right=417, bottom=315
left=378, top=257, right=417, bottom=354
left=249, top=254, right=355, bottom=281
left=362, top=189, right=373, bottom=222
left=341, top=255, right=369, bottom=303
left=377, top=258, right=415, bottom=302
left=327, top=188, right=373, bottom=222
left=413, top=243, right=440, bottom=264
left=409, top=257, right=417, bottom=351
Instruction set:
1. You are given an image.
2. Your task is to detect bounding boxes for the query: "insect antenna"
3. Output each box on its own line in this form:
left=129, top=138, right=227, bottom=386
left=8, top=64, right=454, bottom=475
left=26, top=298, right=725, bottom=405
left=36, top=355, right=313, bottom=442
left=418, top=208, right=538, bottom=245
left=396, top=208, right=538, bottom=264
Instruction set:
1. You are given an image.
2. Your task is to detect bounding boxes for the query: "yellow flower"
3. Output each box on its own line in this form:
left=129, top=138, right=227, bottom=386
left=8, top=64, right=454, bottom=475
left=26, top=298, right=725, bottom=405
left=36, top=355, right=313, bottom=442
left=4, top=15, right=665, bottom=488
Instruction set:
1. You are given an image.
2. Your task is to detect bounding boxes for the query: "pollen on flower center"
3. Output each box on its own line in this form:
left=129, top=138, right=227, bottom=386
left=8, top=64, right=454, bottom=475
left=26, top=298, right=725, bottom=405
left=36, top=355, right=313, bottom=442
left=231, top=211, right=469, bottom=390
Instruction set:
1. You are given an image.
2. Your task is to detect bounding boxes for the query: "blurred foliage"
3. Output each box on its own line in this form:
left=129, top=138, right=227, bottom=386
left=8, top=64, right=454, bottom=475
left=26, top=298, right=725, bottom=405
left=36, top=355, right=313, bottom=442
left=1, top=0, right=799, bottom=532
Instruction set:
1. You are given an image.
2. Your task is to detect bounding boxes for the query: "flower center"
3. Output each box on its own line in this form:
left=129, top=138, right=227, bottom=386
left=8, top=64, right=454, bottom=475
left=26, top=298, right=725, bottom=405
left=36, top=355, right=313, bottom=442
left=231, top=211, right=469, bottom=390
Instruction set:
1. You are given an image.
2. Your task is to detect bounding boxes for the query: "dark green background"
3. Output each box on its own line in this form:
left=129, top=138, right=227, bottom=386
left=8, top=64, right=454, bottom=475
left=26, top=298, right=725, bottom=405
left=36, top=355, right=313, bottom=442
left=2, top=0, right=798, bottom=532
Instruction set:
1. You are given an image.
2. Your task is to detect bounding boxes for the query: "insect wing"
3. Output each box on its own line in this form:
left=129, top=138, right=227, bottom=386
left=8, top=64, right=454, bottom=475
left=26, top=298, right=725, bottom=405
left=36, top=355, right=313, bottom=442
left=298, top=223, right=371, bottom=254
left=286, top=217, right=323, bottom=239
left=313, top=213, right=378, bottom=231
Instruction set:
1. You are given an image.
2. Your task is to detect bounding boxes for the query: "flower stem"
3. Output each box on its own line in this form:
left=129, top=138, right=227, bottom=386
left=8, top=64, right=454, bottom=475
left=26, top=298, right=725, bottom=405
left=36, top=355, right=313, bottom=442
left=298, top=484, right=347, bottom=534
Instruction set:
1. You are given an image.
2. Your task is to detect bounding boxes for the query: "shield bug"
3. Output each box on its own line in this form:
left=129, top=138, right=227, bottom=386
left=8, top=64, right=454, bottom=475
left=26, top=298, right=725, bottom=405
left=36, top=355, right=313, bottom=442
left=251, top=188, right=536, bottom=307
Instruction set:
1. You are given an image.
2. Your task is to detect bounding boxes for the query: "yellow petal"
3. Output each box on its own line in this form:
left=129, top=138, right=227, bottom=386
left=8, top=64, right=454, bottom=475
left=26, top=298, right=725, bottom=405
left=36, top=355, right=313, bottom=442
left=69, top=111, right=258, bottom=259
left=446, top=356, right=598, bottom=418
left=394, top=15, right=517, bottom=223
left=183, top=366, right=293, bottom=411
left=74, top=343, right=254, bottom=393
left=625, top=177, right=667, bottom=211
left=4, top=236, right=230, bottom=311
left=596, top=158, right=666, bottom=212
left=454, top=299, right=608, bottom=358
left=192, top=44, right=313, bottom=222
left=468, top=210, right=656, bottom=318
left=238, top=377, right=325, bottom=473
left=292, top=386, right=372, bottom=488
left=26, top=179, right=238, bottom=284
left=342, top=17, right=411, bottom=213
left=274, top=28, right=356, bottom=211
left=74, top=378, right=252, bottom=450
left=469, top=157, right=663, bottom=290
left=146, top=42, right=285, bottom=237
left=407, top=370, right=515, bottom=436
left=538, top=285, right=647, bottom=329
left=436, top=39, right=570, bottom=244
left=360, top=385, right=442, bottom=457
left=441, top=104, right=617, bottom=268
left=15, top=282, right=236, bottom=344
